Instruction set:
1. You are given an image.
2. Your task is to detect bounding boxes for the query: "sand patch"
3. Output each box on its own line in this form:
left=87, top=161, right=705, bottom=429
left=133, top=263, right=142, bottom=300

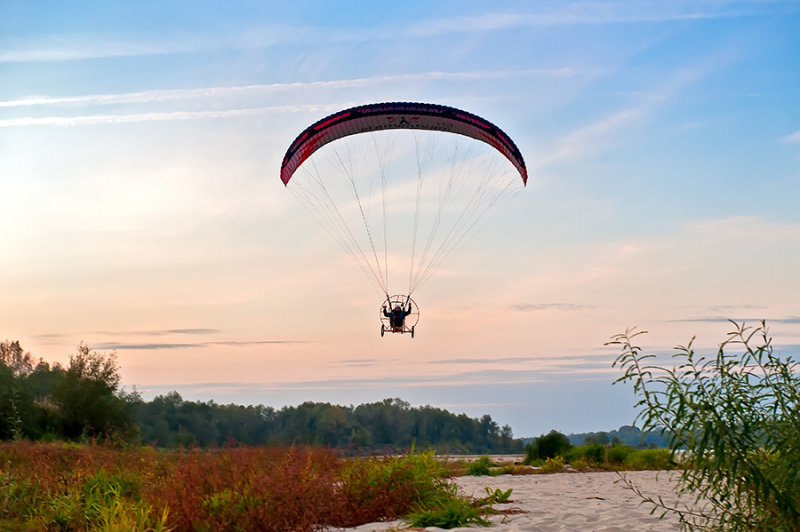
left=337, top=470, right=690, bottom=531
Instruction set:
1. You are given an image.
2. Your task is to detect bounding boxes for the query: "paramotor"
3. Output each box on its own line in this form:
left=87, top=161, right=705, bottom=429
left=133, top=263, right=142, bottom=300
left=280, top=102, right=527, bottom=337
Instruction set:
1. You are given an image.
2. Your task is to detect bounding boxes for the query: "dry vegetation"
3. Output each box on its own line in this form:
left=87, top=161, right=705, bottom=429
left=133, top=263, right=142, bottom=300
left=0, top=441, right=511, bottom=531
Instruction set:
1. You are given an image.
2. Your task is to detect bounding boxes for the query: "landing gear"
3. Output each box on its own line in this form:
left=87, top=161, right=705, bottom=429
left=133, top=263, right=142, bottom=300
left=381, top=324, right=385, bottom=337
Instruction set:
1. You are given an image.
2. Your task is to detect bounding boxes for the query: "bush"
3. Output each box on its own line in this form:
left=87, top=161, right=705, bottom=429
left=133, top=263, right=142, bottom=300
left=540, top=456, right=565, bottom=473
left=565, top=443, right=603, bottom=467
left=524, top=430, right=571, bottom=464
left=622, top=448, right=674, bottom=470
left=335, top=449, right=452, bottom=526
left=465, top=456, right=492, bottom=476
left=606, top=444, right=635, bottom=465
left=611, top=320, right=800, bottom=530
left=404, top=488, right=491, bottom=529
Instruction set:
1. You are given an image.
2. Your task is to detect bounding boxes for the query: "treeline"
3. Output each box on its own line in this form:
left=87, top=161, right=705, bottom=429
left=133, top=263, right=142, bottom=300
left=137, top=394, right=520, bottom=452
left=565, top=425, right=669, bottom=448
left=0, top=340, right=522, bottom=453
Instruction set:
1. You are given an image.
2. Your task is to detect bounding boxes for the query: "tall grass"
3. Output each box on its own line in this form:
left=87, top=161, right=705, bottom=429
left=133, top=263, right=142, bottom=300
left=0, top=441, right=498, bottom=531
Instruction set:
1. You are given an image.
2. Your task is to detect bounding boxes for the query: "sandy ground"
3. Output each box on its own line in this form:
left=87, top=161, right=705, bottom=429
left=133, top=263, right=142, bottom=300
left=336, top=470, right=692, bottom=531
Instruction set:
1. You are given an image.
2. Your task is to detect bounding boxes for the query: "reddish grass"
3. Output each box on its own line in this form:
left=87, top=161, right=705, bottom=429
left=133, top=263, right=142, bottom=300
left=0, top=441, right=453, bottom=531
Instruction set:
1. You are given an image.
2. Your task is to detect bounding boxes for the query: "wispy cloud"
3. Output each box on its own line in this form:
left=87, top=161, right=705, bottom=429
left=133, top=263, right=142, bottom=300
left=784, top=130, right=800, bottom=143
left=411, top=2, right=792, bottom=36
left=0, top=33, right=190, bottom=63
left=0, top=69, right=578, bottom=129
left=136, top=366, right=616, bottom=395
left=534, top=106, right=644, bottom=170
left=0, top=69, right=573, bottom=109
left=0, top=105, right=335, bottom=128
left=512, top=303, right=591, bottom=312
left=93, top=340, right=307, bottom=350
left=95, top=328, right=220, bottom=336
left=534, top=34, right=746, bottom=171
left=339, top=359, right=381, bottom=367
left=0, top=3, right=725, bottom=64
left=3, top=1, right=791, bottom=65
left=427, top=356, right=539, bottom=365
left=671, top=316, right=800, bottom=325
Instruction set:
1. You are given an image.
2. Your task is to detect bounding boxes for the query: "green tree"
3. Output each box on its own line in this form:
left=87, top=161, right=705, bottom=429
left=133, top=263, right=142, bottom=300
left=611, top=321, right=800, bottom=531
left=584, top=431, right=609, bottom=445
left=499, top=424, right=514, bottom=450
left=52, top=343, right=136, bottom=440
left=0, top=362, right=24, bottom=439
left=525, top=430, right=571, bottom=463
left=0, top=340, right=35, bottom=376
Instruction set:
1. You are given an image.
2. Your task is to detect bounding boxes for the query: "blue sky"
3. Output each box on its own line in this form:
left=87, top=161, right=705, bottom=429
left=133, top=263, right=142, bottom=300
left=2, top=1, right=799, bottom=437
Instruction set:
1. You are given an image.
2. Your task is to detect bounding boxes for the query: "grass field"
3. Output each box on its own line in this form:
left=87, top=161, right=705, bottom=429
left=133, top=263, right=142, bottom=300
left=0, top=441, right=499, bottom=531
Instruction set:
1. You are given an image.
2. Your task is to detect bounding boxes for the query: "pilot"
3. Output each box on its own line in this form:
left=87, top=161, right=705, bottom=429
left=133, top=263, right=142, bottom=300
left=383, top=302, right=412, bottom=330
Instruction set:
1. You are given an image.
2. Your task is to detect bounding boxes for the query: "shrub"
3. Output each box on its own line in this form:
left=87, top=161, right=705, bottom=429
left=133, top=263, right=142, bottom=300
left=404, top=495, right=491, bottom=528
left=465, top=456, right=493, bottom=476
left=334, top=449, right=452, bottom=526
left=540, top=456, right=565, bottom=473
left=611, top=320, right=800, bottom=530
left=524, top=430, right=571, bottom=464
left=606, top=444, right=635, bottom=465
left=581, top=443, right=605, bottom=464
left=622, top=448, right=674, bottom=470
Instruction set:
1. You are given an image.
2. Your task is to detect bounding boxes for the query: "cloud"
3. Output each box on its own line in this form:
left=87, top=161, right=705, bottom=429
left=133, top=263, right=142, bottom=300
left=0, top=69, right=575, bottom=129
left=0, top=104, right=337, bottom=128
left=32, top=334, right=70, bottom=345
left=410, top=2, right=789, bottom=36
left=3, top=1, right=789, bottom=65
left=339, top=359, right=381, bottom=367
left=0, top=69, right=574, bottom=109
left=671, top=316, right=800, bottom=325
left=427, top=356, right=539, bottom=365
left=93, top=340, right=307, bottom=350
left=512, top=303, right=592, bottom=312
left=135, top=366, right=613, bottom=396
left=95, top=328, right=220, bottom=336
left=784, top=130, right=800, bottom=143
left=0, top=34, right=187, bottom=63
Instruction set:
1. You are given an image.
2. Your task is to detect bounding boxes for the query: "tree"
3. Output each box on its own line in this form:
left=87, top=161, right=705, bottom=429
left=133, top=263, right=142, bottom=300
left=584, top=431, right=609, bottom=446
left=499, top=424, right=516, bottom=452
left=0, top=340, right=35, bottom=376
left=611, top=321, right=800, bottom=531
left=52, top=343, right=135, bottom=440
left=0, top=362, right=24, bottom=439
left=525, top=430, right=571, bottom=463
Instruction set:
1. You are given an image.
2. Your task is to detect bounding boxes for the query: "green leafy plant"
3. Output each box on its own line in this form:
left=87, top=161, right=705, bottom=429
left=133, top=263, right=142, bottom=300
left=405, top=485, right=518, bottom=528
left=404, top=496, right=492, bottom=528
left=611, top=320, right=800, bottom=531
left=540, top=456, right=565, bottom=473
left=483, top=487, right=513, bottom=504
left=466, top=456, right=493, bottom=476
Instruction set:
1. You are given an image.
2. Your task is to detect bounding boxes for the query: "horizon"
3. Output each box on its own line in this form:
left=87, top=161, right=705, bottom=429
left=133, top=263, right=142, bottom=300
left=2, top=1, right=799, bottom=437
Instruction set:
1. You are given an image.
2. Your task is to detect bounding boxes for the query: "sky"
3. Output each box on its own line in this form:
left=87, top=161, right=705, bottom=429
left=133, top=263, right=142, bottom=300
left=2, top=0, right=799, bottom=438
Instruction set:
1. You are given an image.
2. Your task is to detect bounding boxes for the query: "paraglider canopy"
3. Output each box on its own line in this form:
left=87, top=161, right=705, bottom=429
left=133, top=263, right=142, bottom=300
left=281, top=102, right=527, bottom=186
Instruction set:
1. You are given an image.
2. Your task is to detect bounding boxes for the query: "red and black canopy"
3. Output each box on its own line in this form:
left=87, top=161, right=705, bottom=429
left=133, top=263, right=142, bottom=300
left=280, top=102, right=527, bottom=185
